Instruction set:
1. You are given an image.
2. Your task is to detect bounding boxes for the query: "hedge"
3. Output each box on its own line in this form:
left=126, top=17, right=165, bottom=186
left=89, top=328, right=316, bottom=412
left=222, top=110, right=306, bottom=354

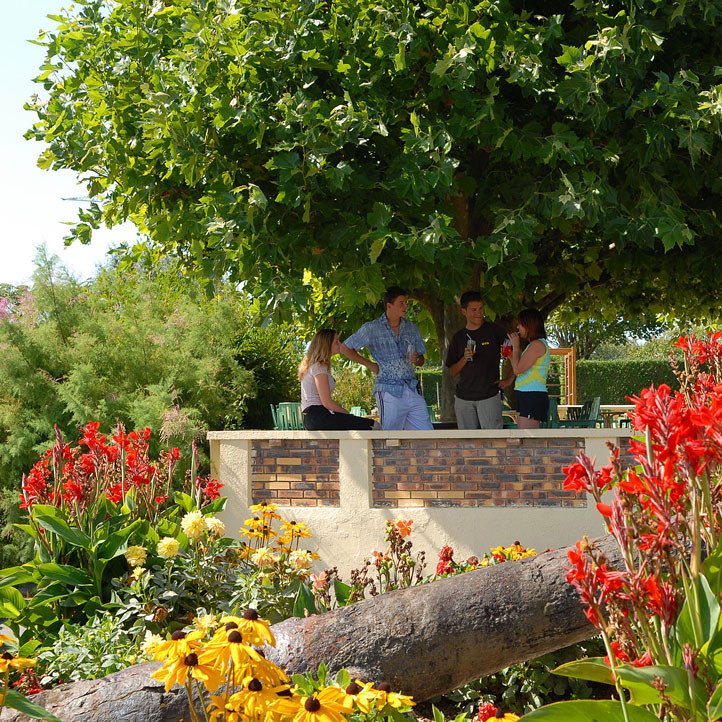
left=576, top=359, right=679, bottom=404
left=417, top=360, right=678, bottom=407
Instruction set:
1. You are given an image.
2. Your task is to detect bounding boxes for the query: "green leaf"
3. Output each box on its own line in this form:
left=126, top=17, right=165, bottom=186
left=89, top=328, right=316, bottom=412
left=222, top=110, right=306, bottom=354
left=174, top=491, right=196, bottom=513
left=520, top=700, right=660, bottom=721
left=553, top=658, right=614, bottom=686
left=36, top=563, right=92, bottom=587
left=0, top=565, right=37, bottom=588
left=95, top=520, right=141, bottom=560
left=293, top=582, right=318, bottom=617
left=432, top=704, right=446, bottom=722
left=33, top=513, right=91, bottom=550
left=677, top=573, right=719, bottom=648
left=702, top=541, right=722, bottom=596
left=0, top=586, right=27, bottom=618
left=709, top=678, right=722, bottom=720
left=1, top=689, right=62, bottom=721
left=201, top=497, right=227, bottom=515
left=332, top=578, right=351, bottom=607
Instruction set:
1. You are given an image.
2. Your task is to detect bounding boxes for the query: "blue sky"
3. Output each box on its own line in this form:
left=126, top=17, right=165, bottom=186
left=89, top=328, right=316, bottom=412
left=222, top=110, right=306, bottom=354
left=0, top=2, right=136, bottom=286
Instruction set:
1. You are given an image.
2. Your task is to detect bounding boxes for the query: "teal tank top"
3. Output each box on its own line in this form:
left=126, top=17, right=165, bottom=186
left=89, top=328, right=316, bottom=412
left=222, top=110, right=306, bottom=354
left=515, top=339, right=550, bottom=392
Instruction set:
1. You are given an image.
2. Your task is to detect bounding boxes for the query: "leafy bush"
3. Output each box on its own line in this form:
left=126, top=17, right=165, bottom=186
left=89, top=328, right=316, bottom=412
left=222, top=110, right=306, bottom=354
left=36, top=613, right=140, bottom=686
left=233, top=322, right=303, bottom=429
left=440, top=639, right=607, bottom=716
left=576, top=359, right=679, bottom=403
left=333, top=365, right=376, bottom=412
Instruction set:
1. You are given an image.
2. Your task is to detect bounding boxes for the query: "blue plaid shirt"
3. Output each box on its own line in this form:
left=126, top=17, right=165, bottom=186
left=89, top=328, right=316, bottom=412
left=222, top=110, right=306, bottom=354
left=344, top=314, right=427, bottom=397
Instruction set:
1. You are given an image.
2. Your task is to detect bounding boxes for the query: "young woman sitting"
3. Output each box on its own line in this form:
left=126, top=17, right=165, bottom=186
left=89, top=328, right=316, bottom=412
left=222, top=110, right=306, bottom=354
left=298, top=329, right=379, bottom=431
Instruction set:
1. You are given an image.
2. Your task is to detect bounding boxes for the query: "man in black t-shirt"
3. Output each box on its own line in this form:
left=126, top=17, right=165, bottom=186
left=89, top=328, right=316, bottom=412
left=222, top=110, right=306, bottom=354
left=445, top=291, right=515, bottom=429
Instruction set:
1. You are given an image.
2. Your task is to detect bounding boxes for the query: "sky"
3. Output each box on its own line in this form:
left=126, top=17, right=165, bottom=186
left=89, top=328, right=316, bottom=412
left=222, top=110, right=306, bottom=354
left=0, top=2, right=136, bottom=287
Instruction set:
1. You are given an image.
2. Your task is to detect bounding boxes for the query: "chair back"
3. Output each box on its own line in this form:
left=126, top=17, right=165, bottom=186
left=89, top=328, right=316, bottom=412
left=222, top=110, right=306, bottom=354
left=277, top=402, right=304, bottom=430
left=270, top=404, right=281, bottom=430
left=542, top=397, right=560, bottom=428
left=350, top=407, right=368, bottom=417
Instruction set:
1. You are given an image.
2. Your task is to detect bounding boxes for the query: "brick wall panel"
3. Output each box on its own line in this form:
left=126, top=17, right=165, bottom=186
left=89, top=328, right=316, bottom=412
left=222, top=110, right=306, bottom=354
left=252, top=440, right=340, bottom=507
left=372, top=438, right=587, bottom=508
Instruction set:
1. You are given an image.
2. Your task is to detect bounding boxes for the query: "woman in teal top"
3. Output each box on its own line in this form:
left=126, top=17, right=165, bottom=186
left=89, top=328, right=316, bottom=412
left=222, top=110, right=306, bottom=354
left=509, top=309, right=550, bottom=429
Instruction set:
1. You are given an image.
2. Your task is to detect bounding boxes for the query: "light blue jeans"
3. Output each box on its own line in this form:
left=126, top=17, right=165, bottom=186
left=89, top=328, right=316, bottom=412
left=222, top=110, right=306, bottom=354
left=376, top=387, right=433, bottom=431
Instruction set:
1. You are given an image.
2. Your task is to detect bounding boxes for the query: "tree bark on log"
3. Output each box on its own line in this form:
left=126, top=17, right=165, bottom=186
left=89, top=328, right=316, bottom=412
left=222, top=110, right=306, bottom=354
left=1, top=536, right=620, bottom=722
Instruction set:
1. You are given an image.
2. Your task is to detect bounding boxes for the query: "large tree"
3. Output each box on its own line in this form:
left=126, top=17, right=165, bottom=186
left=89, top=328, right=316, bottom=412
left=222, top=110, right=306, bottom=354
left=27, top=0, right=722, bottom=412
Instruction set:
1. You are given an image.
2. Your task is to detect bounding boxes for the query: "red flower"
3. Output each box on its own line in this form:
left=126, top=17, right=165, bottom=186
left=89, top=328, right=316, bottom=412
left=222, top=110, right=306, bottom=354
left=603, top=641, right=630, bottom=666
left=438, top=545, right=454, bottom=562
left=478, top=703, right=498, bottom=721
left=436, top=560, right=453, bottom=575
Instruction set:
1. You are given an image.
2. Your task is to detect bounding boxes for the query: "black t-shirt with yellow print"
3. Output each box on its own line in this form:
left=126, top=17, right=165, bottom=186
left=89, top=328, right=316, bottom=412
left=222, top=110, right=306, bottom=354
left=445, top=322, right=507, bottom=401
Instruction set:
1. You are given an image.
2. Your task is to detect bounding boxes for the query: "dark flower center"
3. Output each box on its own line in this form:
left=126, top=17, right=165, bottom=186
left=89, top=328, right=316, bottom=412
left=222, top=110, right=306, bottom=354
left=225, top=622, right=239, bottom=630
left=346, top=682, right=363, bottom=695
left=376, top=682, right=391, bottom=692
left=248, top=678, right=263, bottom=692
left=277, top=689, right=292, bottom=697
left=243, top=609, right=259, bottom=620
left=171, top=631, right=186, bottom=640
left=228, top=630, right=243, bottom=643
left=1, top=652, right=13, bottom=660
left=260, top=502, right=268, bottom=507
left=184, top=653, right=198, bottom=667
left=290, top=520, right=296, bottom=525
left=305, top=697, right=321, bottom=712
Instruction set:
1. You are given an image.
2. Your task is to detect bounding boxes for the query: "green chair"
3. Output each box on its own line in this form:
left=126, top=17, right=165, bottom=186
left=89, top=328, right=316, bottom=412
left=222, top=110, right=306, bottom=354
left=276, top=402, right=305, bottom=430
left=428, top=405, right=438, bottom=422
left=560, top=397, right=602, bottom=428
left=541, top=398, right=561, bottom=428
left=270, top=404, right=281, bottom=430
left=350, top=406, right=368, bottom=417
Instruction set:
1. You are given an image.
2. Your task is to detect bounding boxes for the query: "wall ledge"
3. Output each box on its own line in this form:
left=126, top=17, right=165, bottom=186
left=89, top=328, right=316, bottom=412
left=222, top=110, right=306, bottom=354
left=207, top=428, right=633, bottom=441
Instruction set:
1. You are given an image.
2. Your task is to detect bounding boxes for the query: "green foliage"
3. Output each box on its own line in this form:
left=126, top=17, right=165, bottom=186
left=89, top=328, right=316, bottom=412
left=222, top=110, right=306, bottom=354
left=441, top=639, right=607, bottom=716
left=233, top=322, right=303, bottom=429
left=576, top=360, right=680, bottom=404
left=333, top=366, right=377, bottom=412
left=26, top=0, right=722, bottom=335
left=0, top=487, right=34, bottom=568
left=0, top=252, right=309, bottom=499
left=35, top=613, right=140, bottom=687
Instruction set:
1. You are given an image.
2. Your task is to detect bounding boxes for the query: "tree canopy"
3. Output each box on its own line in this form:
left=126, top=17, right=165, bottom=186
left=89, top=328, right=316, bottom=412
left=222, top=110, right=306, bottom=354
left=27, top=0, right=722, bottom=337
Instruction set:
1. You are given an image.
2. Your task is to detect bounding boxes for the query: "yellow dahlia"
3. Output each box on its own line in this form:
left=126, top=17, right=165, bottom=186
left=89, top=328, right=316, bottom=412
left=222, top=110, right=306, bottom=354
left=206, top=517, right=226, bottom=538
left=289, top=550, right=313, bottom=571
left=181, top=510, right=208, bottom=541
left=125, top=545, right=147, bottom=568
left=158, top=536, right=180, bottom=559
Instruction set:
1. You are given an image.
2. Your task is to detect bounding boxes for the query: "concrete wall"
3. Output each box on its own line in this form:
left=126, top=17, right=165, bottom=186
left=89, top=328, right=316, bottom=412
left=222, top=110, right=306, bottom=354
left=208, top=429, right=632, bottom=575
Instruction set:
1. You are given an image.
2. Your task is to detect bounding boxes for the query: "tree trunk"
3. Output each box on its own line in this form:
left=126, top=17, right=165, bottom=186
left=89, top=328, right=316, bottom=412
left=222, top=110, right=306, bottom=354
left=2, top=536, right=620, bottom=722
left=418, top=295, right=464, bottom=422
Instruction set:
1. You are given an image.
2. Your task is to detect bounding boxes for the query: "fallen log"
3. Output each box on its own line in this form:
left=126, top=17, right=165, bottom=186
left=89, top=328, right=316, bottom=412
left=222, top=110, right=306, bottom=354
left=1, top=535, right=620, bottom=722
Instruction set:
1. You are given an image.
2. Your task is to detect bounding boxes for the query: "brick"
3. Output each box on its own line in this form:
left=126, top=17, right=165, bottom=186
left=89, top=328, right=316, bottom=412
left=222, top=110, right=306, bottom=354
left=396, top=499, right=425, bottom=507
left=267, top=482, right=290, bottom=490
left=385, top=491, right=411, bottom=499
left=276, top=457, right=302, bottom=465
left=437, top=492, right=465, bottom=498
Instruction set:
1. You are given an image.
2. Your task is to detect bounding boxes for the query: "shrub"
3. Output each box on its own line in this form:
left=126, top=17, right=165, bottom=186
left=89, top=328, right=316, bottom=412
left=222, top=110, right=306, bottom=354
left=576, top=359, right=679, bottom=403
left=232, top=322, right=303, bottom=429
left=333, top=365, right=376, bottom=412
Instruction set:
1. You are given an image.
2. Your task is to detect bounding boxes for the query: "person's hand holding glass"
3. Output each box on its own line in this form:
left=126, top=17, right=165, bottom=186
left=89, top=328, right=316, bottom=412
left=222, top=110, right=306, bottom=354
left=464, top=337, right=476, bottom=363
left=407, top=342, right=420, bottom=365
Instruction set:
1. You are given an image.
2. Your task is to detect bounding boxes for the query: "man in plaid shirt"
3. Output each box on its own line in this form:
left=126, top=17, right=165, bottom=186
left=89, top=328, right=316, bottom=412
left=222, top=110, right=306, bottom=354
left=341, top=286, right=433, bottom=431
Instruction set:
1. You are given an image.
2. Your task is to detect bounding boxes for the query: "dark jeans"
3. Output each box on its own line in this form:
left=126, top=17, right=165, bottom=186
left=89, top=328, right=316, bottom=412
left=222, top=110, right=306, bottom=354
left=302, top=405, right=375, bottom=431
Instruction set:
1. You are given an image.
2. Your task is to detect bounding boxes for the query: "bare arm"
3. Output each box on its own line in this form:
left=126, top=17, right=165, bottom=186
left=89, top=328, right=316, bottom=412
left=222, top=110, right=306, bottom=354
left=448, top=347, right=472, bottom=377
left=339, top=343, right=379, bottom=375
left=509, top=336, right=545, bottom=375
left=313, top=372, right=348, bottom=414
